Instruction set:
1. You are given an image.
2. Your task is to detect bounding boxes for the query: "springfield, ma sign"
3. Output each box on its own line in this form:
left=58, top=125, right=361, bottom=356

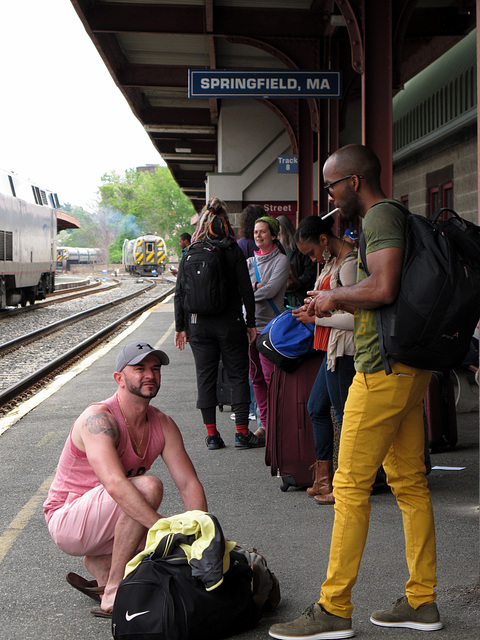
left=188, top=70, right=341, bottom=99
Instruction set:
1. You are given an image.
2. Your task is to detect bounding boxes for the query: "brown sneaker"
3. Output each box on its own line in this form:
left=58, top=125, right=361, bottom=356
left=370, top=596, right=443, bottom=631
left=269, top=602, right=354, bottom=639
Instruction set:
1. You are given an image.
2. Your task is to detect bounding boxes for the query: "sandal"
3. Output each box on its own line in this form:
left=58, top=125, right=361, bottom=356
left=66, top=572, right=104, bottom=603
left=91, top=607, right=112, bottom=619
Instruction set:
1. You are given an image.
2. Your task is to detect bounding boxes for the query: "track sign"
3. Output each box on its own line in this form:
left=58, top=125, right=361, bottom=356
left=278, top=155, right=298, bottom=174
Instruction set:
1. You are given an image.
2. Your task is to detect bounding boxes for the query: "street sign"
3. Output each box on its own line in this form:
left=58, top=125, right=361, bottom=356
left=188, top=70, right=341, bottom=99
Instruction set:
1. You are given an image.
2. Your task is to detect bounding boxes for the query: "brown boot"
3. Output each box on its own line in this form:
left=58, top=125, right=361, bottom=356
left=314, top=491, right=335, bottom=504
left=306, top=460, right=333, bottom=497
left=313, top=460, right=334, bottom=503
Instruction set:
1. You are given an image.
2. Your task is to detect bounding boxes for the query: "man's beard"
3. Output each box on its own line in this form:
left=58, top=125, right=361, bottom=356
left=338, top=191, right=362, bottom=220
left=125, top=379, right=159, bottom=399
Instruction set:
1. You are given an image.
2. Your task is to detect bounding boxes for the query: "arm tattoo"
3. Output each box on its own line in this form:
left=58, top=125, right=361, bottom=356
left=85, top=413, right=120, bottom=447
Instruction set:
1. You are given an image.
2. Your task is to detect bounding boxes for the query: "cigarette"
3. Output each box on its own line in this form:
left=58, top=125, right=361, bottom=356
left=321, top=208, right=339, bottom=220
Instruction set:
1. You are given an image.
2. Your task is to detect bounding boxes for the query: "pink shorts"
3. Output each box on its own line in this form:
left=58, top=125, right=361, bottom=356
left=47, top=484, right=122, bottom=556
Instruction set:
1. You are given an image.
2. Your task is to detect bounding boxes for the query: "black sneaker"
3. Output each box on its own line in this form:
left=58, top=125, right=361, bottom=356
left=235, top=431, right=265, bottom=449
left=205, top=434, right=225, bottom=450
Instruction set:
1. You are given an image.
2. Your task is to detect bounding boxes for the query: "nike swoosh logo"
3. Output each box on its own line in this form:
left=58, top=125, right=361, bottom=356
left=262, top=341, right=273, bottom=351
left=126, top=610, right=150, bottom=621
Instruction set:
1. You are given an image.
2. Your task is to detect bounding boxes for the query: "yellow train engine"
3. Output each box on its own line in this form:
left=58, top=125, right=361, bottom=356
left=122, top=234, right=166, bottom=276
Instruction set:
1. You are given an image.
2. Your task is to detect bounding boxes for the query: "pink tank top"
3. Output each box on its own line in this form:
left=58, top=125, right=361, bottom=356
left=43, top=395, right=165, bottom=522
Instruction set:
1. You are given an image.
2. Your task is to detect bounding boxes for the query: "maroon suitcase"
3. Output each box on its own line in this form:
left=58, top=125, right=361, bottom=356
left=265, top=352, right=323, bottom=491
left=424, top=371, right=458, bottom=452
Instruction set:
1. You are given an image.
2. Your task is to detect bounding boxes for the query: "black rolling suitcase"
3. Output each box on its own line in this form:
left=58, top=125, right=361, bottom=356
left=424, top=370, right=458, bottom=452
left=265, top=352, right=322, bottom=491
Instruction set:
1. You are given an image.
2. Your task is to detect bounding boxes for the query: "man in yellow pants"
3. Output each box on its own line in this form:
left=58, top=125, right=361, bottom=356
left=269, top=144, right=441, bottom=639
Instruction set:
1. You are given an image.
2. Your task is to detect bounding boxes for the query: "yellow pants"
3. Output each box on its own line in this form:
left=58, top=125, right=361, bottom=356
left=319, top=363, right=436, bottom=618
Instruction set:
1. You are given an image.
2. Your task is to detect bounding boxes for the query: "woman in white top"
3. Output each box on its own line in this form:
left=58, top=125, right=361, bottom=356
left=293, top=215, right=357, bottom=504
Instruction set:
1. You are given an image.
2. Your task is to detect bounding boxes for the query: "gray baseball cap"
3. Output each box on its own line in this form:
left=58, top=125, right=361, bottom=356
left=115, top=342, right=170, bottom=372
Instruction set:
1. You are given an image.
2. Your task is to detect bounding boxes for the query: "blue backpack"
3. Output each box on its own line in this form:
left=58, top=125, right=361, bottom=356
left=256, top=310, right=314, bottom=372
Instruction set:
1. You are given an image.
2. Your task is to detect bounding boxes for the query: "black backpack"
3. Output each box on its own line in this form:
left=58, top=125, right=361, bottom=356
left=360, top=203, right=480, bottom=375
left=181, top=239, right=229, bottom=315
left=112, top=547, right=260, bottom=640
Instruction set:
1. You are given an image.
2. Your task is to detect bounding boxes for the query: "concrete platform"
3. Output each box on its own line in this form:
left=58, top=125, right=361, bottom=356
left=0, top=295, right=478, bottom=639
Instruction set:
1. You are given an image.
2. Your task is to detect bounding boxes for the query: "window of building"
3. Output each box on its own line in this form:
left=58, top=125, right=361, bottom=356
left=426, top=165, right=453, bottom=219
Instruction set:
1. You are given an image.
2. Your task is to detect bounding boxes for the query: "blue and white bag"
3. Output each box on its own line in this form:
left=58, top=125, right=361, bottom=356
left=256, top=310, right=314, bottom=372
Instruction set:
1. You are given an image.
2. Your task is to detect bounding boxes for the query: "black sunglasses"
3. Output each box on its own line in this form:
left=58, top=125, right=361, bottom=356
left=323, top=174, right=364, bottom=195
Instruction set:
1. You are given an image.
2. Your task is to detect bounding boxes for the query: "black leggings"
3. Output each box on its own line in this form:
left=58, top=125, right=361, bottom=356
left=188, top=314, right=250, bottom=426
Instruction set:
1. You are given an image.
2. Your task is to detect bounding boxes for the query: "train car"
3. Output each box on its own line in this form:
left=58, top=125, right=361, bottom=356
left=122, top=234, right=166, bottom=276
left=56, top=246, right=100, bottom=271
left=0, top=168, right=57, bottom=308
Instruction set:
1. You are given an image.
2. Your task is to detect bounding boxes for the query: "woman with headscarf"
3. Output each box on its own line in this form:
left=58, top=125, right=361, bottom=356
left=174, top=198, right=259, bottom=450
left=246, top=216, right=290, bottom=442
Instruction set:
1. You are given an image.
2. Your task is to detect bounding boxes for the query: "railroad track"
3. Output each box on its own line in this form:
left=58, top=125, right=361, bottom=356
left=0, top=281, right=175, bottom=414
left=0, top=278, right=120, bottom=316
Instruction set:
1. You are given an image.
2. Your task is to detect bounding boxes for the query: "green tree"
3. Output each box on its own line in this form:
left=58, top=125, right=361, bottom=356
left=57, top=204, right=101, bottom=247
left=98, top=166, right=196, bottom=258
left=57, top=166, right=197, bottom=264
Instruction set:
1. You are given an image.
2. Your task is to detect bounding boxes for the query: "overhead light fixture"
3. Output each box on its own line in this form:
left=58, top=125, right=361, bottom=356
left=161, top=153, right=216, bottom=161
left=175, top=140, right=192, bottom=153
left=144, top=124, right=216, bottom=135
left=330, top=14, right=346, bottom=27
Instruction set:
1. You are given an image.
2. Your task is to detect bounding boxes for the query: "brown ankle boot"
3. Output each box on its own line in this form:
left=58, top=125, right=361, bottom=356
left=311, top=460, right=334, bottom=503
left=306, top=460, right=333, bottom=497
left=314, top=491, right=335, bottom=504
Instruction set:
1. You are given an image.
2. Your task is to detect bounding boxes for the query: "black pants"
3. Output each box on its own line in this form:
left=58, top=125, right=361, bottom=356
left=188, top=313, right=250, bottom=426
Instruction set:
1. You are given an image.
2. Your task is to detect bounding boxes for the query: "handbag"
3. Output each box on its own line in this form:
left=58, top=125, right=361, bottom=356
left=256, top=309, right=314, bottom=372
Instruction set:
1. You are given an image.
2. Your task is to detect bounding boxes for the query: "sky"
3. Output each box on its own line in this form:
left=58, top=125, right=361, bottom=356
left=0, top=0, right=164, bottom=210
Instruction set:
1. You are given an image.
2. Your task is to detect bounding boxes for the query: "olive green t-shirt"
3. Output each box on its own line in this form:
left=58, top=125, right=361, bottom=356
left=354, top=200, right=405, bottom=373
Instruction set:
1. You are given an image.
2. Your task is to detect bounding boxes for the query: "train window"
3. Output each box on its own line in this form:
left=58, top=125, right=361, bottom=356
left=8, top=175, right=16, bottom=197
left=48, top=193, right=60, bottom=208
left=0, top=231, right=13, bottom=261
left=40, top=190, right=48, bottom=205
left=146, top=242, right=154, bottom=252
left=6, top=232, right=13, bottom=260
left=32, top=186, right=42, bottom=205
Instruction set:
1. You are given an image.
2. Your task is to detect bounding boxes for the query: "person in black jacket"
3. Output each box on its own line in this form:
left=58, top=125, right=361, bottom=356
left=174, top=198, right=260, bottom=450
left=277, top=215, right=317, bottom=307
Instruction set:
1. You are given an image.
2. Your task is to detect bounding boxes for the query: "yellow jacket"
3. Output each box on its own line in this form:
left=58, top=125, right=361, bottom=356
left=125, top=510, right=236, bottom=591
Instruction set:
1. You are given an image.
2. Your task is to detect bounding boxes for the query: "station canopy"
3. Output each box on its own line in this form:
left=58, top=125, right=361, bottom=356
left=70, top=0, right=476, bottom=211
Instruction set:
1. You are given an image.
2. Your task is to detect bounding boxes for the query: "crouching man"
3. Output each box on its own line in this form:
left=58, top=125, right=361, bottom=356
left=43, top=341, right=207, bottom=617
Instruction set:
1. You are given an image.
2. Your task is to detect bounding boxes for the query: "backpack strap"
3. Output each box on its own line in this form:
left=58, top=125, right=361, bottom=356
left=359, top=199, right=410, bottom=376
left=254, top=256, right=281, bottom=316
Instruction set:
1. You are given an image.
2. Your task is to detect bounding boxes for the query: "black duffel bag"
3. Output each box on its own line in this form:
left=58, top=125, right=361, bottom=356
left=112, top=547, right=261, bottom=640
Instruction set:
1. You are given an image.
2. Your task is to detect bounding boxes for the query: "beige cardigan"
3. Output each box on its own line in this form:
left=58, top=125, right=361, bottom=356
left=314, top=251, right=357, bottom=371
